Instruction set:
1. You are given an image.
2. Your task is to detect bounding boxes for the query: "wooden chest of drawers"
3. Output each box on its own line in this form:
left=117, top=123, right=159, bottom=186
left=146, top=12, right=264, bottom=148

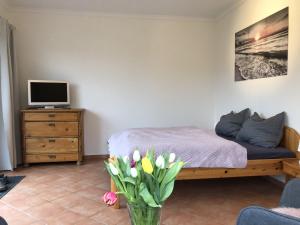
left=21, top=109, right=84, bottom=166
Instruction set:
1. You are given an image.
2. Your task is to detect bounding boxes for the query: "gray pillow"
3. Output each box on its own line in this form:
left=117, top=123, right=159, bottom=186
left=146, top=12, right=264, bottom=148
left=215, top=108, right=250, bottom=137
left=251, top=112, right=264, bottom=121
left=236, top=112, right=285, bottom=148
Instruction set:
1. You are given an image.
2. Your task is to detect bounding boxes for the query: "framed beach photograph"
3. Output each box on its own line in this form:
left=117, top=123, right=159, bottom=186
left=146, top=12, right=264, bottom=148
left=235, top=7, right=289, bottom=81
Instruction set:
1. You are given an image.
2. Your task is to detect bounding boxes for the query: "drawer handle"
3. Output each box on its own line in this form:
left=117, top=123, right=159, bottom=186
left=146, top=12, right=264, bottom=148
left=48, top=155, right=56, bottom=159
left=48, top=114, right=56, bottom=118
left=48, top=123, right=56, bottom=127
left=49, top=139, right=56, bottom=143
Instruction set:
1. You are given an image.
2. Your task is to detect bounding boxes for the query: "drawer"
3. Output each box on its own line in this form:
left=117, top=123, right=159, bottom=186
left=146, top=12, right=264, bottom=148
left=25, top=138, right=78, bottom=154
left=24, top=122, right=78, bottom=137
left=24, top=112, right=79, bottom=121
left=25, top=153, right=78, bottom=163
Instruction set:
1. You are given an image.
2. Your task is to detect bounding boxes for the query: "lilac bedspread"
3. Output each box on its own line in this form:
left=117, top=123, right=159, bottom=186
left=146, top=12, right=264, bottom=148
left=108, top=127, right=247, bottom=168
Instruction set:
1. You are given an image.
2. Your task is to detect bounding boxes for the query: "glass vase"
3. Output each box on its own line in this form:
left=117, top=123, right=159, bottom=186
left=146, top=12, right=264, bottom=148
left=127, top=203, right=162, bottom=225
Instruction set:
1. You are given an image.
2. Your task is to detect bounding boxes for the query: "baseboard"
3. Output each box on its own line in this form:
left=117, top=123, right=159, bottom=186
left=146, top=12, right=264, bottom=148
left=84, top=154, right=109, bottom=160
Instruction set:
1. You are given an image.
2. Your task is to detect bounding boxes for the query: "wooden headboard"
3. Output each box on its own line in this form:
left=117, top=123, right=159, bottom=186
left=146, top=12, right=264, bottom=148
left=281, top=127, right=300, bottom=153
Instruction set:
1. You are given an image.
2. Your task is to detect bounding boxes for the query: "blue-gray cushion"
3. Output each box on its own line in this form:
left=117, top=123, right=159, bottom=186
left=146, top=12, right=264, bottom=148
left=280, top=179, right=300, bottom=208
left=236, top=112, right=285, bottom=148
left=0, top=217, right=7, bottom=225
left=237, top=206, right=300, bottom=225
left=251, top=112, right=264, bottom=122
left=215, top=108, right=250, bottom=137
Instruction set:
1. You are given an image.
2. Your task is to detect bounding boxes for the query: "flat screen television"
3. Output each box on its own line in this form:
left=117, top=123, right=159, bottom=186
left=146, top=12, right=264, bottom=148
left=28, top=80, right=70, bottom=107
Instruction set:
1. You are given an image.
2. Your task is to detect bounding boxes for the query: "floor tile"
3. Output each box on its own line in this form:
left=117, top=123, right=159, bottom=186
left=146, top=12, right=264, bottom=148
left=1, top=159, right=283, bottom=225
left=24, top=202, right=67, bottom=221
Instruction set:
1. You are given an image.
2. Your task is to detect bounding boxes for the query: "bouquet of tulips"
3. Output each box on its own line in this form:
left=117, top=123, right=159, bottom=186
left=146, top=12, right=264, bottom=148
left=103, top=150, right=184, bottom=225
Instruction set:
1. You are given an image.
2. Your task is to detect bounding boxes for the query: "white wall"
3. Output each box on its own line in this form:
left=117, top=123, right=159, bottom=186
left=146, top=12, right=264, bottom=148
left=214, top=0, right=300, bottom=132
left=9, top=0, right=299, bottom=156
left=0, top=0, right=7, bottom=17
left=7, top=10, right=215, bottom=155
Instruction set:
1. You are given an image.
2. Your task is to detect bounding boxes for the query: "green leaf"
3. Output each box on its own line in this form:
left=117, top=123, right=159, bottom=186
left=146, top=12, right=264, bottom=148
left=123, top=177, right=136, bottom=185
left=119, top=157, right=131, bottom=177
left=160, top=180, right=175, bottom=202
left=104, top=162, right=125, bottom=193
left=145, top=174, right=154, bottom=191
left=139, top=183, right=161, bottom=208
left=160, top=162, right=184, bottom=194
left=162, top=162, right=183, bottom=184
left=157, top=169, right=167, bottom=183
left=147, top=149, right=156, bottom=165
left=126, top=183, right=136, bottom=201
left=117, top=158, right=127, bottom=178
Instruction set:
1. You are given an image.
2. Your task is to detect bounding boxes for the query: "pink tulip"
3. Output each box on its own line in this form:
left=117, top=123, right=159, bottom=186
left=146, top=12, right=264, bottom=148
left=103, top=192, right=118, bottom=206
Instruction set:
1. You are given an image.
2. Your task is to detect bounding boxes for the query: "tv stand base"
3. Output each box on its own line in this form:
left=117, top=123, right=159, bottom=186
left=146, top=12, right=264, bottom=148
left=44, top=105, right=55, bottom=109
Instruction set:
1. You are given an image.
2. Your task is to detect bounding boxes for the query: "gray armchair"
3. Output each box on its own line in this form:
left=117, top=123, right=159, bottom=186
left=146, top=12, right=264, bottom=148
left=0, top=217, right=7, bottom=225
left=236, top=179, right=300, bottom=225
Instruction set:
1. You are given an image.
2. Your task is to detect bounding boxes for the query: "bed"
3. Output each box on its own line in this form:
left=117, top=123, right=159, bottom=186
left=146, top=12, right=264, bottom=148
left=109, top=127, right=248, bottom=168
left=109, top=126, right=299, bottom=208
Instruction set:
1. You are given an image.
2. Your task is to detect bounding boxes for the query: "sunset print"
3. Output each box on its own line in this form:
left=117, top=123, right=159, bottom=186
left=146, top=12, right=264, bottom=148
left=235, top=7, right=288, bottom=81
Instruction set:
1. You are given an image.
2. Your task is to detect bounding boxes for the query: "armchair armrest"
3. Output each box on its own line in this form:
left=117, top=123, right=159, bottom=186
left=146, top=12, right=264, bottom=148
left=280, top=179, right=300, bottom=208
left=236, top=206, right=300, bottom=225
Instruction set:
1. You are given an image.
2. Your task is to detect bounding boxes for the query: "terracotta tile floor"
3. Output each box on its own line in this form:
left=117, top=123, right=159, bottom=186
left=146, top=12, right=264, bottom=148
left=1, top=159, right=283, bottom=225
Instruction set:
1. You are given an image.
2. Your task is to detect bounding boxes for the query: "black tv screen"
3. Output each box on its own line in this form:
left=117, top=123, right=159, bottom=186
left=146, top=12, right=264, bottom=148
left=29, top=81, right=69, bottom=105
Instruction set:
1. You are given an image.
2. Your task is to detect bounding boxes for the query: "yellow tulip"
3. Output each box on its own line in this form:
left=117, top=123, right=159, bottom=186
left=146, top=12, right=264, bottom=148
left=142, top=157, right=153, bottom=174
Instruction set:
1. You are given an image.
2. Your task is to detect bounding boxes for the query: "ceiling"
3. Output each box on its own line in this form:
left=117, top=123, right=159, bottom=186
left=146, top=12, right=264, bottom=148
left=5, top=0, right=240, bottom=18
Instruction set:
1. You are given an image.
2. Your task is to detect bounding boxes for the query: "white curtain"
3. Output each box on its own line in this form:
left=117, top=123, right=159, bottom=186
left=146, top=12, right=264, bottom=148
left=0, top=17, right=20, bottom=171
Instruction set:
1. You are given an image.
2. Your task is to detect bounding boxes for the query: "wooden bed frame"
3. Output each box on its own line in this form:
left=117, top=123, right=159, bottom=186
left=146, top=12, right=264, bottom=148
left=111, top=127, right=300, bottom=209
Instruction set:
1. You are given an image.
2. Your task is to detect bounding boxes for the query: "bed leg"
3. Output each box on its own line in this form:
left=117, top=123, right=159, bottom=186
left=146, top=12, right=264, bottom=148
left=111, top=178, right=120, bottom=209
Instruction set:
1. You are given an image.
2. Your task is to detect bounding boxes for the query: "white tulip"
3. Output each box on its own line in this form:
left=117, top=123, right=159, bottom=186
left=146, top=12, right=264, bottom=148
left=130, top=168, right=138, bottom=178
left=123, top=156, right=129, bottom=163
left=155, top=155, right=165, bottom=169
left=169, top=153, right=176, bottom=163
left=109, top=163, right=119, bottom=175
left=133, top=150, right=141, bottom=162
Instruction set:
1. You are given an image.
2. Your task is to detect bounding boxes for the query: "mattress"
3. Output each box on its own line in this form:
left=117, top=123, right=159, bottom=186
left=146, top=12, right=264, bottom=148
left=108, top=127, right=247, bottom=168
left=220, top=136, right=296, bottom=160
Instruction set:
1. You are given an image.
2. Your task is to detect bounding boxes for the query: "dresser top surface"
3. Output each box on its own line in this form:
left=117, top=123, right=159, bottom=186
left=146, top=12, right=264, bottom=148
left=21, top=108, right=84, bottom=113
